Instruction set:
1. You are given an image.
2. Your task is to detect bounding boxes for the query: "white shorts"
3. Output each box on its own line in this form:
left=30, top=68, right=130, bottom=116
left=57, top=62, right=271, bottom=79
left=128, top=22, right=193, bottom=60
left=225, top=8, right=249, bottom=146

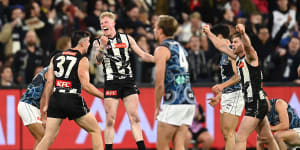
left=157, top=104, right=195, bottom=126
left=18, top=102, right=42, bottom=126
left=220, top=90, right=244, bottom=116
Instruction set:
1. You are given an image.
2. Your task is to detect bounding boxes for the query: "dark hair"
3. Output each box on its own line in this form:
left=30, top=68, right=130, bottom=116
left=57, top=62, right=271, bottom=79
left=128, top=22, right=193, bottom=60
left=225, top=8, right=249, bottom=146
left=230, top=32, right=242, bottom=41
left=0, top=66, right=11, bottom=74
left=211, top=24, right=230, bottom=39
left=157, top=15, right=178, bottom=37
left=71, top=30, right=90, bottom=48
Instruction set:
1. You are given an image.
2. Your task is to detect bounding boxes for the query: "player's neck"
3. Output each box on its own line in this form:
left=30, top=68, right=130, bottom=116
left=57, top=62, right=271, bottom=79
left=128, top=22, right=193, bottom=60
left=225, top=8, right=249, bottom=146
left=159, top=36, right=173, bottom=43
left=72, top=47, right=84, bottom=54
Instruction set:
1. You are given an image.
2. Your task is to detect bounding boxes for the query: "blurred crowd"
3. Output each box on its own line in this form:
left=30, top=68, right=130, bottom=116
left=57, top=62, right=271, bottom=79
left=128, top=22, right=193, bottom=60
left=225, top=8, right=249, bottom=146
left=0, top=0, right=300, bottom=87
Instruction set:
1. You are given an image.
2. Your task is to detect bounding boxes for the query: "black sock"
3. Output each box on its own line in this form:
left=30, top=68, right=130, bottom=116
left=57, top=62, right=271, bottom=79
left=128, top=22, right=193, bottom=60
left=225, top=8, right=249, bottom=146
left=105, top=144, right=113, bottom=150
left=136, top=140, right=146, bottom=150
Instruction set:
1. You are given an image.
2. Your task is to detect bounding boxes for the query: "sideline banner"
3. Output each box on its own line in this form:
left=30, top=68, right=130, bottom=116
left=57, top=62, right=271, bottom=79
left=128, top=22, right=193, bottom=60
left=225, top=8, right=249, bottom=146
left=0, top=87, right=300, bottom=149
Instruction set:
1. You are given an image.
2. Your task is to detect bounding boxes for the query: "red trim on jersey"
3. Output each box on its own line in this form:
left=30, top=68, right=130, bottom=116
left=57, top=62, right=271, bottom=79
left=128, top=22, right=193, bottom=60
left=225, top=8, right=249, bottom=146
left=238, top=62, right=244, bottom=68
left=62, top=51, right=77, bottom=56
left=56, top=80, right=72, bottom=88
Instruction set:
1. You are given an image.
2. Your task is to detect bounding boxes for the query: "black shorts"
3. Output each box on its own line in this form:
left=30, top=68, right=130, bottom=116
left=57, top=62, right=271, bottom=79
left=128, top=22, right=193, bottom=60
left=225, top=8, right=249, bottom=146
left=189, top=128, right=208, bottom=140
left=104, top=80, right=139, bottom=99
left=244, top=98, right=268, bottom=120
left=47, top=92, right=90, bottom=120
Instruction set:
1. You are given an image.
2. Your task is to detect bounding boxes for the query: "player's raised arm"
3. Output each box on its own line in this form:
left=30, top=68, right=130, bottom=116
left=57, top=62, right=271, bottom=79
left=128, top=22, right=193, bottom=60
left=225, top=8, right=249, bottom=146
left=128, top=35, right=155, bottom=63
left=236, top=24, right=259, bottom=66
left=202, top=25, right=236, bottom=59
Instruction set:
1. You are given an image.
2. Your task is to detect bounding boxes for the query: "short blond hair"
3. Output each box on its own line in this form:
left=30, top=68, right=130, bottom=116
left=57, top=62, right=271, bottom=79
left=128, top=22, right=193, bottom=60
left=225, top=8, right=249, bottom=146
left=158, top=15, right=178, bottom=36
left=100, top=11, right=116, bottom=20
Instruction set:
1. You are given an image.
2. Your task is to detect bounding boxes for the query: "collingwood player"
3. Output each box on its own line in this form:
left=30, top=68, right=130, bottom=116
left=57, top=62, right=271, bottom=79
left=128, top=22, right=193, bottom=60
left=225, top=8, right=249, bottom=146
left=203, top=24, right=279, bottom=150
left=208, top=24, right=244, bottom=150
left=93, top=12, right=154, bottom=150
left=36, top=31, right=104, bottom=150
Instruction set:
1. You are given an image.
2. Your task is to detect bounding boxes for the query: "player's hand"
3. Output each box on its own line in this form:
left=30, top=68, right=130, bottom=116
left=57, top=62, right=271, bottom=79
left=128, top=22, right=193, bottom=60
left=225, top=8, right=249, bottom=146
left=208, top=96, right=220, bottom=107
left=298, top=65, right=300, bottom=77
left=212, top=84, right=223, bottom=94
left=154, top=107, right=160, bottom=120
left=100, top=36, right=109, bottom=48
left=202, top=25, right=211, bottom=35
left=236, top=24, right=245, bottom=35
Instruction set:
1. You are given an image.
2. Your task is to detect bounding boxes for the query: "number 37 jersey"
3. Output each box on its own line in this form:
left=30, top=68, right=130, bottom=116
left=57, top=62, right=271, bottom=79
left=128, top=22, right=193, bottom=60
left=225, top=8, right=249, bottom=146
left=161, top=39, right=196, bottom=105
left=52, top=49, right=83, bottom=94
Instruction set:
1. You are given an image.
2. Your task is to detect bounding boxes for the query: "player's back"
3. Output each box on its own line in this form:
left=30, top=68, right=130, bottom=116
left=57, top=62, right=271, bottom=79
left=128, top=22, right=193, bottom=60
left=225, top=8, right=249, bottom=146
left=220, top=53, right=241, bottom=93
left=268, top=98, right=300, bottom=129
left=20, top=67, right=48, bottom=108
left=52, top=49, right=83, bottom=94
left=161, top=39, right=195, bottom=105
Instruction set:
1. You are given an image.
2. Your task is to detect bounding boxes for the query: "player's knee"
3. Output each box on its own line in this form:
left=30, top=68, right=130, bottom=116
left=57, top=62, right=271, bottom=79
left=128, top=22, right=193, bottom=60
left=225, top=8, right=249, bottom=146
left=235, top=133, right=246, bottom=143
left=106, top=114, right=116, bottom=127
left=223, top=129, right=235, bottom=141
left=128, top=113, right=140, bottom=124
left=204, top=134, right=214, bottom=145
left=274, top=132, right=285, bottom=141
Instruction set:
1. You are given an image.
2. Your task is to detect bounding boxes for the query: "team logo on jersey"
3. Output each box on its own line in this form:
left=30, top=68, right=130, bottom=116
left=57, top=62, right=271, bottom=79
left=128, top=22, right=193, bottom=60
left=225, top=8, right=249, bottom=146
left=56, top=79, right=72, bottom=88
left=106, top=45, right=112, bottom=49
left=115, top=43, right=127, bottom=48
left=105, top=90, right=117, bottom=96
left=238, top=62, right=244, bottom=68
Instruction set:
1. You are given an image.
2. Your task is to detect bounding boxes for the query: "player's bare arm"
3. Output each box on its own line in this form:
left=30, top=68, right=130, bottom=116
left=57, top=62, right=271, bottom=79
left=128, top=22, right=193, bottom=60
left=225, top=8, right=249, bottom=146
left=40, top=61, right=54, bottom=124
left=154, top=46, right=170, bottom=118
left=212, top=58, right=239, bottom=94
left=93, top=36, right=108, bottom=65
left=271, top=99, right=289, bottom=131
left=78, top=57, right=104, bottom=99
left=208, top=92, right=221, bottom=107
left=202, top=25, right=236, bottom=59
left=236, top=24, right=259, bottom=67
left=128, top=35, right=155, bottom=63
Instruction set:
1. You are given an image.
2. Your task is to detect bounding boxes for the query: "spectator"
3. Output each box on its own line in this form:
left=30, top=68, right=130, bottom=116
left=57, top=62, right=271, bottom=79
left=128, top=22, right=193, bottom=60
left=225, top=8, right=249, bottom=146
left=0, top=65, right=14, bottom=87
left=0, top=0, right=10, bottom=28
left=56, top=36, right=71, bottom=51
left=187, top=36, right=209, bottom=83
left=12, top=30, right=44, bottom=85
left=178, top=12, right=206, bottom=44
left=269, top=37, right=300, bottom=83
left=85, top=0, right=103, bottom=35
left=116, top=4, right=143, bottom=37
left=0, top=5, right=27, bottom=57
left=269, top=0, right=296, bottom=39
left=184, top=104, right=213, bottom=150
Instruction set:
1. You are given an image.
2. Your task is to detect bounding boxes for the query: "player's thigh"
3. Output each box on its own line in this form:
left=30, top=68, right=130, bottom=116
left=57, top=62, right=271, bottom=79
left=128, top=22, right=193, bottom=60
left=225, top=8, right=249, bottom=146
left=275, top=129, right=300, bottom=145
left=255, top=117, right=273, bottom=138
left=44, top=118, right=63, bottom=137
left=104, top=98, right=119, bottom=116
left=236, top=116, right=261, bottom=141
left=221, top=112, right=239, bottom=133
left=75, top=112, right=100, bottom=133
left=173, top=125, right=189, bottom=150
left=157, top=121, right=177, bottom=145
left=27, top=123, right=45, bottom=140
left=123, top=94, right=139, bottom=115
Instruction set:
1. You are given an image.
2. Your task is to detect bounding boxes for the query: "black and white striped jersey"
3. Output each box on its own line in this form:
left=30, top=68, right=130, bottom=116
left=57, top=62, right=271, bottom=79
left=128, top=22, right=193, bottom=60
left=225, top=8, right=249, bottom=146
left=96, top=33, right=136, bottom=82
left=236, top=56, right=265, bottom=103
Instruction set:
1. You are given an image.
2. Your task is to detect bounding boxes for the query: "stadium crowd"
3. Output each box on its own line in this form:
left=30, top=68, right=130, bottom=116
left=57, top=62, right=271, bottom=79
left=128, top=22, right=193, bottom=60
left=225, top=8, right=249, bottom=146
left=0, top=0, right=300, bottom=87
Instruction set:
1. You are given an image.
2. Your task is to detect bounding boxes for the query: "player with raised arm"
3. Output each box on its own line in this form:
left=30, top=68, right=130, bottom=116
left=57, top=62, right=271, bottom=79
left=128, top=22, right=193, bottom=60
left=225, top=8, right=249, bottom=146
left=208, top=24, right=244, bottom=150
left=93, top=12, right=154, bottom=150
left=203, top=24, right=279, bottom=150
